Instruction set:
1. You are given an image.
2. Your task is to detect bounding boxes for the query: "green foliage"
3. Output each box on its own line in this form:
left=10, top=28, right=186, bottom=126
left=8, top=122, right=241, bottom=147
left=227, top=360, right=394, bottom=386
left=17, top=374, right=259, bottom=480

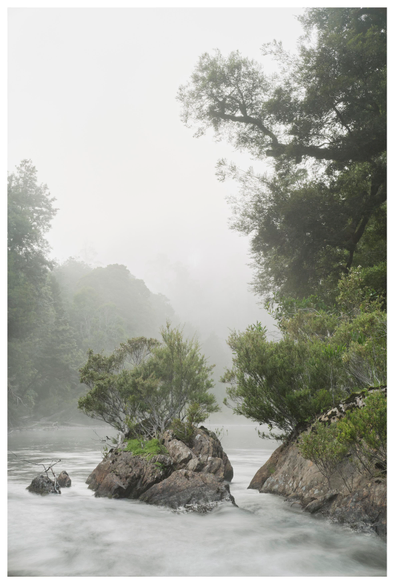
left=170, top=402, right=207, bottom=446
left=299, top=391, right=387, bottom=486
left=170, top=418, right=194, bottom=447
left=223, top=271, right=386, bottom=439
left=78, top=337, right=159, bottom=432
left=298, top=423, right=349, bottom=488
left=52, top=261, right=175, bottom=355
left=124, top=437, right=168, bottom=460
left=336, top=392, right=387, bottom=476
left=179, top=8, right=386, bottom=301
left=79, top=324, right=219, bottom=437
left=8, top=160, right=57, bottom=340
left=222, top=325, right=339, bottom=440
left=7, top=161, right=83, bottom=424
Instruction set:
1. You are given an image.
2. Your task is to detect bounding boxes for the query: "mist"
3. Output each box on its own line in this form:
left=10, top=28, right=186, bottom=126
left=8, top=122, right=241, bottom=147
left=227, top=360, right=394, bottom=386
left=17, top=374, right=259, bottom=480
left=8, top=7, right=306, bottom=424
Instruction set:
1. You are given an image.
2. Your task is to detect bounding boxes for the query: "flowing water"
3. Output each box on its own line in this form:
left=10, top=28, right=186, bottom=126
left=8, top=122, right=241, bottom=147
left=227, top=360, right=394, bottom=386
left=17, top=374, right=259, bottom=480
left=8, top=425, right=387, bottom=577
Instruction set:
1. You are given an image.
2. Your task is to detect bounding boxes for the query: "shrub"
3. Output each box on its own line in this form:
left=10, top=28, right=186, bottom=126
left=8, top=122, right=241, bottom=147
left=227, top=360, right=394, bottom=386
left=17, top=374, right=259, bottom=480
left=336, top=391, right=386, bottom=476
left=298, top=390, right=387, bottom=489
left=298, top=423, right=349, bottom=489
left=124, top=437, right=168, bottom=460
left=222, top=324, right=343, bottom=440
left=170, top=402, right=207, bottom=446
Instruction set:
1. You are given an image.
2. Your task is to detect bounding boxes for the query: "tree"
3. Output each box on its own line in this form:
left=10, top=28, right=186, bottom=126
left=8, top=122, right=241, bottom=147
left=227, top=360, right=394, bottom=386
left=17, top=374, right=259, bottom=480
left=8, top=160, right=58, bottom=419
left=8, top=160, right=57, bottom=339
left=222, top=270, right=386, bottom=440
left=222, top=324, right=337, bottom=440
left=7, top=162, right=85, bottom=425
left=53, top=262, right=175, bottom=354
left=78, top=324, right=219, bottom=437
left=178, top=8, right=386, bottom=301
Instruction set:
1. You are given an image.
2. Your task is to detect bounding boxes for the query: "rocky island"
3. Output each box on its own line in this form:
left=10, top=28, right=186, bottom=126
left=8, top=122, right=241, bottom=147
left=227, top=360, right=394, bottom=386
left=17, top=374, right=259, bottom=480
left=86, top=426, right=235, bottom=512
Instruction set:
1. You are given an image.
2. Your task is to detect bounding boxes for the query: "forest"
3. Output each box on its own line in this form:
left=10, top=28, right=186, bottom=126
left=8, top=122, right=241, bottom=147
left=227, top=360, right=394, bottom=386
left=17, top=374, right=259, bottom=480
left=179, top=6, right=387, bottom=445
left=8, top=161, right=174, bottom=425
left=8, top=8, right=386, bottom=451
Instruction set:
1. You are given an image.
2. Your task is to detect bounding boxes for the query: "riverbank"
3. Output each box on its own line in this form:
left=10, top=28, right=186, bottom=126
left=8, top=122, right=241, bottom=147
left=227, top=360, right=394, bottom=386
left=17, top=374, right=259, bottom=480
left=248, top=390, right=387, bottom=539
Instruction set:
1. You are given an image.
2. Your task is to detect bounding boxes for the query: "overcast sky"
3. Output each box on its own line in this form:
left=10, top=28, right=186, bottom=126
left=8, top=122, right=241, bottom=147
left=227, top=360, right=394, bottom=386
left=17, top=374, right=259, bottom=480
left=8, top=6, right=307, bottom=339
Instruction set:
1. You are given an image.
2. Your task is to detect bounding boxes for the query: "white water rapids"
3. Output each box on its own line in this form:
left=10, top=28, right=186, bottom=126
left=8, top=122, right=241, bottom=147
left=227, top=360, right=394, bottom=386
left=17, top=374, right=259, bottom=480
left=8, top=425, right=386, bottom=577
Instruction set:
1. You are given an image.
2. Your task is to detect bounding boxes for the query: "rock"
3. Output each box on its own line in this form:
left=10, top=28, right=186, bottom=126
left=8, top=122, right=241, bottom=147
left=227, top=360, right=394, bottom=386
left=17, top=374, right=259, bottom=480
left=86, top=451, right=173, bottom=499
left=162, top=433, right=193, bottom=466
left=86, top=425, right=235, bottom=511
left=248, top=443, right=286, bottom=490
left=304, top=491, right=339, bottom=514
left=162, top=426, right=234, bottom=482
left=27, top=474, right=61, bottom=495
left=57, top=470, right=71, bottom=488
left=249, top=440, right=386, bottom=539
left=140, top=469, right=236, bottom=511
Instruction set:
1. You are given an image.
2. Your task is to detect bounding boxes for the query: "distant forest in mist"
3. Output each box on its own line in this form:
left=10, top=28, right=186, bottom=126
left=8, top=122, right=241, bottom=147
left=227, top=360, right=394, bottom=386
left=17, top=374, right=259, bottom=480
left=8, top=161, right=234, bottom=426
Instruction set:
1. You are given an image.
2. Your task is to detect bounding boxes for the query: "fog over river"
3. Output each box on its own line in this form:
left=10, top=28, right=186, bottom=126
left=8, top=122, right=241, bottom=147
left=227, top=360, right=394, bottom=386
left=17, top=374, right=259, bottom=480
left=8, top=426, right=386, bottom=577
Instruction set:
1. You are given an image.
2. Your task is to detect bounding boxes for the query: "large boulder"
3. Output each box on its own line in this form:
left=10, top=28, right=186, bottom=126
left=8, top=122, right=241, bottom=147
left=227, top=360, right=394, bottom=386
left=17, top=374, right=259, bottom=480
left=140, top=469, right=235, bottom=512
left=163, top=426, right=234, bottom=482
left=86, top=425, right=235, bottom=511
left=27, top=474, right=61, bottom=495
left=86, top=451, right=173, bottom=499
left=249, top=434, right=386, bottom=539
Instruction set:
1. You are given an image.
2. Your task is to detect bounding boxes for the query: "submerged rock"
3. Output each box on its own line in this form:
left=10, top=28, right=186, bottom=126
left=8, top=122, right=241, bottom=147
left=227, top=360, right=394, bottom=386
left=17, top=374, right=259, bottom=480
left=86, top=425, right=235, bottom=511
left=27, top=474, right=61, bottom=495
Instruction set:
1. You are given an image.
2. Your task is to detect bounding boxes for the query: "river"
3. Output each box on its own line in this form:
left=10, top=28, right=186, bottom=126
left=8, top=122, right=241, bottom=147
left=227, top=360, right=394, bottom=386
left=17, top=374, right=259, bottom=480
left=8, top=424, right=387, bottom=577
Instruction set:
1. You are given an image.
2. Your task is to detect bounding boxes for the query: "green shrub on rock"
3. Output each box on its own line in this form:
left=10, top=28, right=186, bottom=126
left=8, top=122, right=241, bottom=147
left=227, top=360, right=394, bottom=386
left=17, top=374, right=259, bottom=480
left=124, top=437, right=168, bottom=460
left=170, top=403, right=207, bottom=446
left=298, top=423, right=349, bottom=489
left=298, top=390, right=387, bottom=489
left=336, top=391, right=387, bottom=476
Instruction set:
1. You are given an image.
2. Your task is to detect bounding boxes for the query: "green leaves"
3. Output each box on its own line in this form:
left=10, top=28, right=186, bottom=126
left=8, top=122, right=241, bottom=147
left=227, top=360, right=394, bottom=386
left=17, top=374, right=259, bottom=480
left=179, top=8, right=386, bottom=302
left=299, top=390, right=387, bottom=485
left=298, top=422, right=349, bottom=488
left=78, top=324, right=219, bottom=437
left=223, top=272, right=386, bottom=440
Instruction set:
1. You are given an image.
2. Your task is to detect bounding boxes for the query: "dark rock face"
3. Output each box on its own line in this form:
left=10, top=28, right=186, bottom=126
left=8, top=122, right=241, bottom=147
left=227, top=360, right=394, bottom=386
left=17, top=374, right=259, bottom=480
left=140, top=469, right=235, bottom=511
left=163, top=426, right=234, bottom=482
left=27, top=474, right=61, bottom=495
left=57, top=471, right=71, bottom=488
left=249, top=441, right=386, bottom=539
left=86, top=426, right=235, bottom=512
left=87, top=452, right=173, bottom=499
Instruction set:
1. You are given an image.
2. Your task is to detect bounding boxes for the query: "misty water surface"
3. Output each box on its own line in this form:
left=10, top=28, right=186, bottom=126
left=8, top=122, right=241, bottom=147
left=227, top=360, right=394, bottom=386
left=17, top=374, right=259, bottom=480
left=8, top=425, right=386, bottom=577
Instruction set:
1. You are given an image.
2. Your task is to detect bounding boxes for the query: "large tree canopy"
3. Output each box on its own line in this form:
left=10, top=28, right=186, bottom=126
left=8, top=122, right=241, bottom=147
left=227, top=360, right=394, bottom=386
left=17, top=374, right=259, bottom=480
left=178, top=8, right=386, bottom=301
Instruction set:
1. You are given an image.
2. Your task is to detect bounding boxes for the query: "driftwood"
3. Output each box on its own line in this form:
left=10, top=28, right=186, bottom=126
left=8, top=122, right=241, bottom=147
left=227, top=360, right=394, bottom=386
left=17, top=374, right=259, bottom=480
left=11, top=452, right=62, bottom=493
